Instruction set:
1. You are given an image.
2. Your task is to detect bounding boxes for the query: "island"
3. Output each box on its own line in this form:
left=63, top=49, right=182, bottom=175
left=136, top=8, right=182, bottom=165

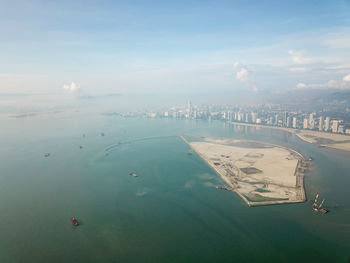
left=182, top=136, right=307, bottom=206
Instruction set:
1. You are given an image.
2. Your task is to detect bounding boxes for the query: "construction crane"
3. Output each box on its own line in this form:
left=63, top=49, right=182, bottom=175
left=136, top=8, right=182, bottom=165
left=318, top=199, right=325, bottom=209
left=310, top=192, right=328, bottom=214
left=312, top=192, right=319, bottom=211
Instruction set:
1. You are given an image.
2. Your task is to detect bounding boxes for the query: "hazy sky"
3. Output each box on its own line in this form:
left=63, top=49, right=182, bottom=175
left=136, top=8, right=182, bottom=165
left=1, top=0, right=350, bottom=96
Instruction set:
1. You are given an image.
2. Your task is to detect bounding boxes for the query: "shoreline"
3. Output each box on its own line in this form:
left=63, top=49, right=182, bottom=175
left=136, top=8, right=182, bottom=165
left=181, top=135, right=306, bottom=207
left=230, top=121, right=350, bottom=152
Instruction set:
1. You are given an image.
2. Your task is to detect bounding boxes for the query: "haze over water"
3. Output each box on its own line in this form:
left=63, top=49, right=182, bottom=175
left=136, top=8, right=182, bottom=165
left=1, top=111, right=350, bottom=262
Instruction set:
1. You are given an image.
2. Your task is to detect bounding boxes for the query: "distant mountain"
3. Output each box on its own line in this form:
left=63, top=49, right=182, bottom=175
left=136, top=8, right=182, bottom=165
left=322, top=91, right=350, bottom=103
left=78, top=93, right=122, bottom=99
left=267, top=89, right=350, bottom=111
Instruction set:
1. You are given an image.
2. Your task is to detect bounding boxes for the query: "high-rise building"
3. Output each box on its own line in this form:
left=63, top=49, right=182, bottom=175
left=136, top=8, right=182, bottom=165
left=227, top=111, right=232, bottom=121
left=303, top=118, right=308, bottom=129
left=187, top=100, right=192, bottom=112
left=283, top=112, right=288, bottom=127
left=286, top=116, right=291, bottom=127
left=325, top=117, right=330, bottom=131
left=251, top=112, right=257, bottom=123
left=275, top=114, right=279, bottom=126
left=318, top=116, right=324, bottom=131
left=222, top=111, right=226, bottom=120
left=292, top=117, right=297, bottom=128
left=268, top=116, right=273, bottom=125
left=245, top=113, right=250, bottom=123
left=332, top=120, right=339, bottom=133
left=309, top=113, right=315, bottom=129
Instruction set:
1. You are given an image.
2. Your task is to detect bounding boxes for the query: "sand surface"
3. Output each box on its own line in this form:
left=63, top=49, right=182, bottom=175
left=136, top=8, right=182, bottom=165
left=183, top=136, right=306, bottom=206
left=295, top=130, right=350, bottom=152
left=230, top=121, right=350, bottom=152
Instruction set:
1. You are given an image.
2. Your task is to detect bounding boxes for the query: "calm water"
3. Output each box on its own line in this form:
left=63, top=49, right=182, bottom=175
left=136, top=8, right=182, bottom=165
left=1, top=112, right=350, bottom=263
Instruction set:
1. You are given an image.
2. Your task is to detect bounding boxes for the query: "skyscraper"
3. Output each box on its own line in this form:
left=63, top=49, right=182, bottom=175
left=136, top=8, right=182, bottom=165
left=325, top=117, right=330, bottom=131
left=332, top=120, right=339, bottom=133
left=251, top=112, right=257, bottom=123
left=283, top=112, right=288, bottom=127
left=303, top=118, right=308, bottom=129
left=309, top=113, right=315, bottom=129
left=286, top=116, right=291, bottom=127
left=275, top=114, right=279, bottom=126
left=318, top=116, right=324, bottom=131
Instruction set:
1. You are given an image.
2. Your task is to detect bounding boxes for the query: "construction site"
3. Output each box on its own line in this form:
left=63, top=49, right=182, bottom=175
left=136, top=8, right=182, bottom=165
left=182, top=135, right=309, bottom=206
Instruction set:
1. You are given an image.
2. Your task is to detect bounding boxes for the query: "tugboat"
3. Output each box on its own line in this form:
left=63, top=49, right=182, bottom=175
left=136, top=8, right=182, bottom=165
left=70, top=217, right=79, bottom=226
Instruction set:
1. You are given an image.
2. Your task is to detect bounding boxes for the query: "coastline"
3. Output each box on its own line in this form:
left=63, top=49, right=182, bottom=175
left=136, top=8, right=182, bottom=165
left=181, top=135, right=306, bottom=207
left=230, top=121, right=350, bottom=152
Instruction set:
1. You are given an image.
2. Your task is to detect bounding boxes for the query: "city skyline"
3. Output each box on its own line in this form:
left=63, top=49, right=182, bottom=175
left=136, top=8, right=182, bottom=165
left=126, top=100, right=350, bottom=135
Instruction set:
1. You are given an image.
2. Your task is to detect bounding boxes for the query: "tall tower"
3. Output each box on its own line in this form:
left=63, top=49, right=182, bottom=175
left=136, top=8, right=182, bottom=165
left=303, top=118, right=308, bottom=129
left=187, top=100, right=192, bottom=112
left=332, top=120, right=339, bottom=133
left=309, top=113, right=315, bottom=129
left=325, top=117, right=330, bottom=131
left=318, top=116, right=324, bottom=131
left=275, top=114, right=279, bottom=126
left=251, top=112, right=257, bottom=123
left=283, top=112, right=288, bottom=127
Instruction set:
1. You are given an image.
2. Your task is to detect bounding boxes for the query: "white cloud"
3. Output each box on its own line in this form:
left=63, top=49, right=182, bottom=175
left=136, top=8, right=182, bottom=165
left=236, top=68, right=249, bottom=82
left=288, top=50, right=313, bottom=64
left=343, top=74, right=350, bottom=82
left=296, top=83, right=307, bottom=89
left=63, top=82, right=80, bottom=92
left=295, top=79, right=350, bottom=90
left=233, top=62, right=257, bottom=92
left=289, top=67, right=307, bottom=72
left=233, top=61, right=242, bottom=68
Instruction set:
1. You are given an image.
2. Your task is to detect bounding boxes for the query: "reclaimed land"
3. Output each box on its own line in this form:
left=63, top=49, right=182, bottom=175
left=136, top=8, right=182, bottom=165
left=182, top=135, right=306, bottom=207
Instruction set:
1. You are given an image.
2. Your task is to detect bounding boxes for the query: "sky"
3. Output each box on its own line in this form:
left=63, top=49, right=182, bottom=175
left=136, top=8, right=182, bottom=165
left=0, top=0, right=350, bottom=98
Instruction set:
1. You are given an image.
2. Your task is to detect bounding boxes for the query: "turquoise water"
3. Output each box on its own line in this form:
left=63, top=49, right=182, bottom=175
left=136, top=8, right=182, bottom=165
left=1, top=113, right=350, bottom=262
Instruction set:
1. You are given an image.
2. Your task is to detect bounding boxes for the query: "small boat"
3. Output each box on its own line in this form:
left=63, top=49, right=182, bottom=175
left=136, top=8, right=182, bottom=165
left=130, top=172, right=138, bottom=177
left=44, top=153, right=50, bottom=157
left=70, top=217, right=79, bottom=226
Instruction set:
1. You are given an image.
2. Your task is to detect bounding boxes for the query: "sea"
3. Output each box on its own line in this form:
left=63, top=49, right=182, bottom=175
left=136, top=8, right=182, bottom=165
left=1, top=110, right=350, bottom=263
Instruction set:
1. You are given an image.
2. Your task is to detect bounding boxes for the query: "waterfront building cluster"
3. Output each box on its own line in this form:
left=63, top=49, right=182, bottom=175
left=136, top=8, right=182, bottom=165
left=133, top=101, right=350, bottom=135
